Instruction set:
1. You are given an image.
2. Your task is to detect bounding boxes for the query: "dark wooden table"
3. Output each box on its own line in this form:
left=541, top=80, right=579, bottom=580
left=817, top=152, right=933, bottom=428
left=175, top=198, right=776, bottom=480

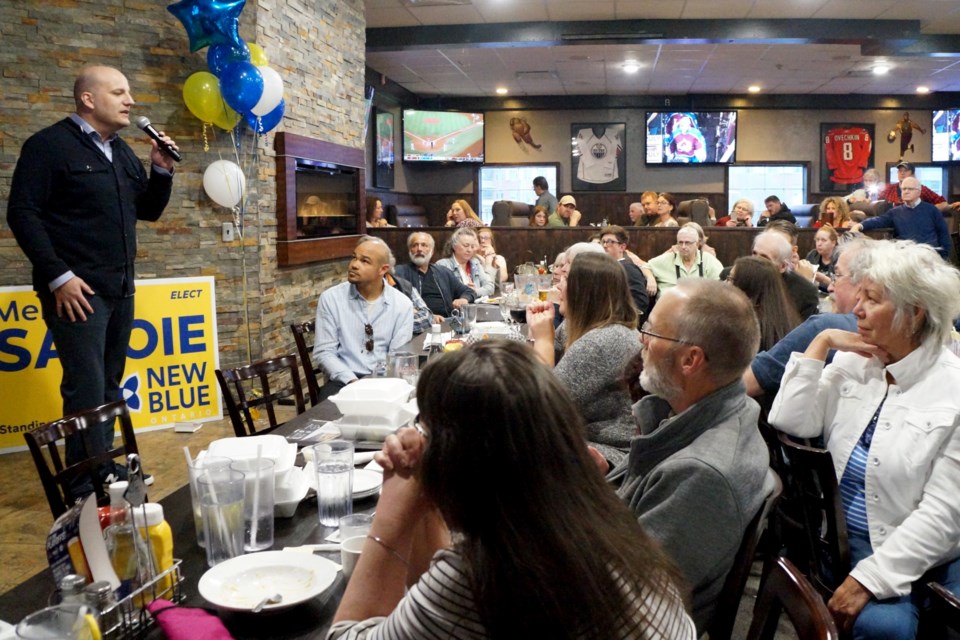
left=0, top=400, right=379, bottom=639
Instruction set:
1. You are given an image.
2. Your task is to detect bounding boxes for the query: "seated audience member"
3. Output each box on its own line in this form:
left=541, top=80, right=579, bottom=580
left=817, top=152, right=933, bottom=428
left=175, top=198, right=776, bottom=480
left=758, top=195, right=796, bottom=226
left=444, top=199, right=483, bottom=228
left=728, top=256, right=801, bottom=352
left=609, top=279, right=774, bottom=633
left=600, top=225, right=649, bottom=316
left=752, top=231, right=820, bottom=319
left=816, top=195, right=853, bottom=229
left=395, top=232, right=475, bottom=319
left=859, top=167, right=884, bottom=201
left=548, top=195, right=582, bottom=227
left=744, top=238, right=867, bottom=398
left=852, top=176, right=951, bottom=259
left=663, top=221, right=717, bottom=257
left=768, top=240, right=960, bottom=639
left=640, top=190, right=659, bottom=225
left=804, top=225, right=839, bottom=292
left=477, top=228, right=508, bottom=287
left=436, top=227, right=495, bottom=298
left=652, top=192, right=680, bottom=227
left=529, top=205, right=548, bottom=227
left=764, top=219, right=816, bottom=281
left=716, top=199, right=754, bottom=227
left=329, top=341, right=696, bottom=639
left=313, top=236, right=414, bottom=401
left=877, top=161, right=960, bottom=213
left=627, top=201, right=644, bottom=226
left=527, top=252, right=642, bottom=466
left=365, top=196, right=392, bottom=228
left=533, top=175, right=558, bottom=215
left=386, top=255, right=432, bottom=336
left=647, top=226, right=724, bottom=298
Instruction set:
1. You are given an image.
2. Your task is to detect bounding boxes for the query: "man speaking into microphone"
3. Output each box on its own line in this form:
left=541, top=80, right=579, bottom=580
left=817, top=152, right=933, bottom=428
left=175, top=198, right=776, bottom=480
left=7, top=65, right=179, bottom=487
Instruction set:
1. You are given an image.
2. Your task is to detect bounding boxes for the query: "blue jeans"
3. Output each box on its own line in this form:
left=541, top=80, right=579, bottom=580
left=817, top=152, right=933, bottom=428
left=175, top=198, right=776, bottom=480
left=850, top=535, right=960, bottom=639
left=43, top=293, right=134, bottom=467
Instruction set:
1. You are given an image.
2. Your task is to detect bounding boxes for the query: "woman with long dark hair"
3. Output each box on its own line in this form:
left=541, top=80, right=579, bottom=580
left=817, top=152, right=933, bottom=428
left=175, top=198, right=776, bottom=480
left=728, top=256, right=801, bottom=351
left=329, top=341, right=695, bottom=639
left=527, top=251, right=640, bottom=465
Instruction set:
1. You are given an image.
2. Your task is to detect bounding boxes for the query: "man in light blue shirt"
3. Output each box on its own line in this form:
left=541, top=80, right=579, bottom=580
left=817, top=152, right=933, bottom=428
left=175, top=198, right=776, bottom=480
left=313, top=237, right=413, bottom=401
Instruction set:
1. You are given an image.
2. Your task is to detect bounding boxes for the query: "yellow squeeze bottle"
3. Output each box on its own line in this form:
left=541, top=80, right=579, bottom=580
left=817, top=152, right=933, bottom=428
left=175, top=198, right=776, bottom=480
left=131, top=503, right=174, bottom=602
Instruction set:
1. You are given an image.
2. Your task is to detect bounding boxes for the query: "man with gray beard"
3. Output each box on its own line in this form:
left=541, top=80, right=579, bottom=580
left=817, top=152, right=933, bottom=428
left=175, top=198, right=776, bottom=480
left=394, top=231, right=475, bottom=319
left=607, top=279, right=774, bottom=635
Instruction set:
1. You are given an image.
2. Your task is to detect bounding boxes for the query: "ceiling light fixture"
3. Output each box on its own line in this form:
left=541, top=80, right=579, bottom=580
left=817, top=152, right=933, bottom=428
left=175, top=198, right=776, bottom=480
left=873, top=64, right=890, bottom=75
left=495, top=87, right=508, bottom=95
left=916, top=86, right=930, bottom=94
left=748, top=85, right=761, bottom=93
left=623, top=62, right=640, bottom=74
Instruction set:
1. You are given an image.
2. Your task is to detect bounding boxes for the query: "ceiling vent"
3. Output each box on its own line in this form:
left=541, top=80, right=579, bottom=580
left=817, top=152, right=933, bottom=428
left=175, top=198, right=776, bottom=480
left=400, top=0, right=472, bottom=6
left=516, top=71, right=559, bottom=82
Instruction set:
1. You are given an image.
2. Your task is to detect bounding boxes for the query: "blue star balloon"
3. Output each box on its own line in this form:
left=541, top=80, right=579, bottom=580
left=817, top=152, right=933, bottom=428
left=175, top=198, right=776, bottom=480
left=167, top=0, right=246, bottom=53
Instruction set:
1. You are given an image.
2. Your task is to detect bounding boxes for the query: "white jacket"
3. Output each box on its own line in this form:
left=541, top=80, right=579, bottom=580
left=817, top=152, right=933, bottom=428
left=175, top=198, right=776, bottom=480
left=769, top=339, right=960, bottom=600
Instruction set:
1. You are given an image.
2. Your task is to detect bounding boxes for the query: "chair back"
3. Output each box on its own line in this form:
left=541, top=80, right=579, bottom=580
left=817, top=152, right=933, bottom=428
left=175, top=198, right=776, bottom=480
left=927, top=581, right=960, bottom=633
left=707, top=470, right=783, bottom=640
left=216, top=354, right=306, bottom=437
left=677, top=199, right=711, bottom=227
left=777, top=433, right=850, bottom=598
left=789, top=203, right=820, bottom=228
left=290, top=321, right=323, bottom=405
left=746, top=556, right=839, bottom=640
left=24, top=400, right=140, bottom=519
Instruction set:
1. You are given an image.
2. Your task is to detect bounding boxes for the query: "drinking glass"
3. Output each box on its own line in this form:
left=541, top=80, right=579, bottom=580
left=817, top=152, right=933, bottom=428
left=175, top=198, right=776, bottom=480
left=338, top=514, right=373, bottom=580
left=186, top=455, right=233, bottom=548
left=197, top=468, right=245, bottom=567
left=16, top=604, right=99, bottom=640
left=311, top=440, right=354, bottom=527
left=230, top=458, right=275, bottom=552
left=392, top=352, right=419, bottom=387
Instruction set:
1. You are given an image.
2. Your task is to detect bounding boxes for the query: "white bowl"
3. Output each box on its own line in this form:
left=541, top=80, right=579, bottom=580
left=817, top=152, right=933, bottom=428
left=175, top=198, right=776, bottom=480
left=328, top=378, right=414, bottom=417
left=274, top=467, right=308, bottom=518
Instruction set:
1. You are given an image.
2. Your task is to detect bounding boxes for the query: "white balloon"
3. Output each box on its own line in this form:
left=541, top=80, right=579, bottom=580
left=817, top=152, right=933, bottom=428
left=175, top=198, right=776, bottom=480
left=251, top=66, right=284, bottom=117
left=203, top=160, right=246, bottom=208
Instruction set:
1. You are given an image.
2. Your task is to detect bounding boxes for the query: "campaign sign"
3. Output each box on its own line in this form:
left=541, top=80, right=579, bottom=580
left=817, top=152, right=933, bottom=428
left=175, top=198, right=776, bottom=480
left=0, top=277, right=222, bottom=454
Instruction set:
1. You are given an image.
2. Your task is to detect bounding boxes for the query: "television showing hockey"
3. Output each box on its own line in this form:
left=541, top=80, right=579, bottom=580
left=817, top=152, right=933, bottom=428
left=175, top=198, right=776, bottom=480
left=645, top=112, right=737, bottom=165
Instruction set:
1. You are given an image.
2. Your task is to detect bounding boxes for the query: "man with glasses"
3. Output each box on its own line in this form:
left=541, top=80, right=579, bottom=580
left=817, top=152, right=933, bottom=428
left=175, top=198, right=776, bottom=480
left=744, top=238, right=867, bottom=398
left=600, top=225, right=649, bottom=316
left=852, top=176, right=951, bottom=259
left=548, top=194, right=582, bottom=227
left=876, top=161, right=960, bottom=213
left=646, top=226, right=724, bottom=299
left=313, top=236, right=413, bottom=401
left=607, top=279, right=773, bottom=634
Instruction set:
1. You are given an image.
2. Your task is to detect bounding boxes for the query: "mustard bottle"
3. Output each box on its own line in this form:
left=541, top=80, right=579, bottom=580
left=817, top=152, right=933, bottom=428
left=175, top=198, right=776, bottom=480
left=131, top=503, right=174, bottom=602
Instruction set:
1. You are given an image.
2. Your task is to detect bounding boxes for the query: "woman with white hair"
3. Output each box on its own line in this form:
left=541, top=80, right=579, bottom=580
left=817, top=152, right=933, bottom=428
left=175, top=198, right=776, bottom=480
left=769, top=240, right=960, bottom=639
left=436, top=227, right=495, bottom=298
left=717, top=199, right=754, bottom=227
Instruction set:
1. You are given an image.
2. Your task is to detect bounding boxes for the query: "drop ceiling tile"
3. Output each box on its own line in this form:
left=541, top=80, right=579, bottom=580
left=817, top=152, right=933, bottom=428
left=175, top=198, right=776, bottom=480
left=365, top=7, right=421, bottom=27
left=613, top=1, right=684, bottom=19
left=406, top=5, right=487, bottom=25
left=547, top=2, right=616, bottom=21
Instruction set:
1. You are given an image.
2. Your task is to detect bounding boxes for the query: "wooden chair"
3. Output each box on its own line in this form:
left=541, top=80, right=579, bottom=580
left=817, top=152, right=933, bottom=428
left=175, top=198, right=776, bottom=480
left=290, top=321, right=323, bottom=406
left=746, top=557, right=840, bottom=640
left=707, top=471, right=783, bottom=640
left=216, top=354, right=306, bottom=437
left=777, top=433, right=850, bottom=599
left=927, top=581, right=960, bottom=634
left=24, top=400, right=141, bottom=519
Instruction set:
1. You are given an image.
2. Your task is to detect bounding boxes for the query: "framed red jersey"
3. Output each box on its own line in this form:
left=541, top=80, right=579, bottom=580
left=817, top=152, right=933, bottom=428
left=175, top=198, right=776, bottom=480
left=820, top=123, right=875, bottom=192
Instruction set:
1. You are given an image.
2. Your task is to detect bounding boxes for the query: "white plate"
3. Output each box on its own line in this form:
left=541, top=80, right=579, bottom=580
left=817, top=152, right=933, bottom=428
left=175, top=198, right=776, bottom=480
left=470, top=321, right=512, bottom=335
left=353, top=468, right=383, bottom=499
left=198, top=550, right=339, bottom=612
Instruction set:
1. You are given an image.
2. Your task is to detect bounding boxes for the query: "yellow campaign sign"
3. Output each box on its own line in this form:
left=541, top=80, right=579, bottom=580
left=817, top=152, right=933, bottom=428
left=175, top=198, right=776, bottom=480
left=0, top=277, right=222, bottom=454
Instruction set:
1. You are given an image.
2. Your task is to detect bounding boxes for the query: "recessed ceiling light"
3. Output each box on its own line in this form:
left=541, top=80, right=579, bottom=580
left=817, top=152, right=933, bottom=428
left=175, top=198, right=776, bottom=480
left=748, top=85, right=761, bottom=93
left=623, top=62, right=640, bottom=74
left=495, top=87, right=508, bottom=95
left=873, top=65, right=890, bottom=75
left=916, top=86, right=930, bottom=94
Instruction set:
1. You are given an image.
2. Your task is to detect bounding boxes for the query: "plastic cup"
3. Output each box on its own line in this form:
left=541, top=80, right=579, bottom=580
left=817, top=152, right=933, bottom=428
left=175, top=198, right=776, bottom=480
left=230, top=458, right=275, bottom=552
left=187, top=455, right=232, bottom=548
left=16, top=604, right=99, bottom=640
left=311, top=441, right=354, bottom=527
left=392, top=352, right=419, bottom=387
left=338, top=514, right=372, bottom=580
left=197, top=468, right=245, bottom=567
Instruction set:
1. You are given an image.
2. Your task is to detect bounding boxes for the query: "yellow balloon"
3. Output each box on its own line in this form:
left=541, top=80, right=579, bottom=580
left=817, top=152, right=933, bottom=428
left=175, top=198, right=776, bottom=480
left=183, top=71, right=241, bottom=130
left=248, top=42, right=268, bottom=67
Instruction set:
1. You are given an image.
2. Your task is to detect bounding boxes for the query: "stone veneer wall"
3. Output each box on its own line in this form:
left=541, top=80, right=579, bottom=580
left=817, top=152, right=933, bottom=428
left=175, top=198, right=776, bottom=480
left=0, top=1, right=364, bottom=370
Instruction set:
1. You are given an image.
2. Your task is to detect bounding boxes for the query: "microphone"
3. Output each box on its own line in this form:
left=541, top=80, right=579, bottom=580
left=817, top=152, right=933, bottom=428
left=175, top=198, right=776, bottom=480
left=133, top=116, right=182, bottom=162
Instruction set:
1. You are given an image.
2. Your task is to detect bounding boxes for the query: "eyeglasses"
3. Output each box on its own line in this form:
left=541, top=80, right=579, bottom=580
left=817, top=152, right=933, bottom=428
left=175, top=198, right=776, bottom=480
left=364, top=323, right=373, bottom=352
left=676, top=240, right=698, bottom=246
left=657, top=200, right=670, bottom=205
left=601, top=238, right=622, bottom=246
left=413, top=415, right=429, bottom=440
left=639, top=321, right=694, bottom=345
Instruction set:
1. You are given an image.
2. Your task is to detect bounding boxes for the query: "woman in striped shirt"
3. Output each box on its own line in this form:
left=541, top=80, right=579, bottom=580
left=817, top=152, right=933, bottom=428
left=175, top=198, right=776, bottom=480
left=329, top=340, right=696, bottom=639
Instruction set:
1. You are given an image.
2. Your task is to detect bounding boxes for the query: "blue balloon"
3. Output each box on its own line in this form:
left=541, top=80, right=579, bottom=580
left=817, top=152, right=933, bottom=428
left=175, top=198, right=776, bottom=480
left=246, top=99, right=284, bottom=133
left=167, top=0, right=246, bottom=53
left=208, top=41, right=250, bottom=76
left=219, top=61, right=263, bottom=114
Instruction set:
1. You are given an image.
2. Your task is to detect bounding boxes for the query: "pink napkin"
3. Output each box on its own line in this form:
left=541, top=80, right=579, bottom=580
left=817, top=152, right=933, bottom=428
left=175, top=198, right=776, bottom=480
left=147, top=599, right=234, bottom=639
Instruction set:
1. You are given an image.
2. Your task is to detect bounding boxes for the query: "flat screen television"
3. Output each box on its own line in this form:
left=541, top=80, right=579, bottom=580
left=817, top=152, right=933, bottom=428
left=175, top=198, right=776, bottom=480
left=374, top=110, right=395, bottom=188
left=931, top=109, right=960, bottom=162
left=646, top=111, right=737, bottom=164
left=402, top=109, right=484, bottom=163
left=478, top=164, right=559, bottom=225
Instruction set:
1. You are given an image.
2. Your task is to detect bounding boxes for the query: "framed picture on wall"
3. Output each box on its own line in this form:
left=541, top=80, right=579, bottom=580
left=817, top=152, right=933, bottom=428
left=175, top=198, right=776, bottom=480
left=374, top=110, right=395, bottom=189
left=571, top=123, right=626, bottom=191
left=820, top=123, right=874, bottom=192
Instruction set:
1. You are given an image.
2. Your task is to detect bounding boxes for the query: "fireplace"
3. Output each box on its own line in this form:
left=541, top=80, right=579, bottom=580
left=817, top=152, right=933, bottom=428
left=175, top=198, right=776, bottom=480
left=275, top=132, right=366, bottom=266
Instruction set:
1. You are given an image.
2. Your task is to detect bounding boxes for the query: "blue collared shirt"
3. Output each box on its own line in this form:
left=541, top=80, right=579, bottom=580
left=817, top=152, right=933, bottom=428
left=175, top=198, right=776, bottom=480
left=313, top=280, right=414, bottom=384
